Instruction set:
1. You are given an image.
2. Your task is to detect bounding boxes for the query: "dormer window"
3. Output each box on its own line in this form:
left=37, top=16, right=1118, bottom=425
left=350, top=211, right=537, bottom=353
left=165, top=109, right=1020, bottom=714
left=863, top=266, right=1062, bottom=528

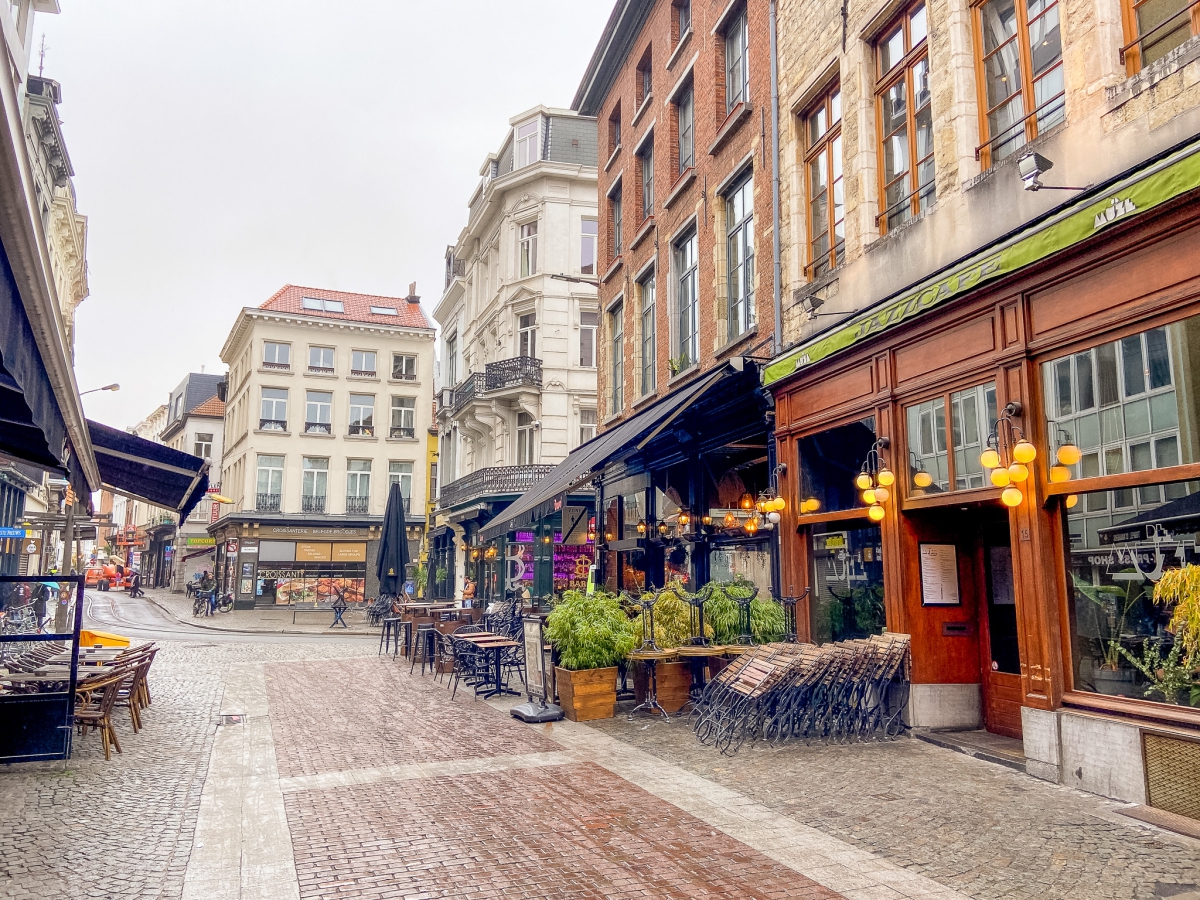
left=516, top=119, right=541, bottom=168
left=301, top=296, right=345, bottom=313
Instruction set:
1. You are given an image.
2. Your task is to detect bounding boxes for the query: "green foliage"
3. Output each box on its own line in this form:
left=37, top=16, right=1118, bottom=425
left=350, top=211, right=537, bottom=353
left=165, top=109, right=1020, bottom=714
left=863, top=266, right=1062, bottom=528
left=751, top=597, right=787, bottom=643
left=1073, top=574, right=1145, bottom=670
left=631, top=582, right=711, bottom=648
left=1116, top=638, right=1199, bottom=706
left=545, top=589, right=637, bottom=671
left=828, top=583, right=886, bottom=640
left=1154, top=564, right=1200, bottom=662
left=703, top=583, right=741, bottom=644
left=700, top=579, right=786, bottom=644
left=412, top=563, right=427, bottom=597
left=667, top=353, right=693, bottom=376
left=434, top=566, right=448, bottom=585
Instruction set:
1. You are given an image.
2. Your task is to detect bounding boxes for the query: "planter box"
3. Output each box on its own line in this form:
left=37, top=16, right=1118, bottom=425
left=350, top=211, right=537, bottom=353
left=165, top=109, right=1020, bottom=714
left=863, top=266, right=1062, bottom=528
left=555, top=666, right=617, bottom=722
left=632, top=660, right=692, bottom=713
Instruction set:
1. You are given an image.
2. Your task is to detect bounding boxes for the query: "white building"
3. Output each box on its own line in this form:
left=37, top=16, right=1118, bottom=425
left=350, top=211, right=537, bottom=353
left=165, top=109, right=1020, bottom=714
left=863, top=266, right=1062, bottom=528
left=430, top=105, right=598, bottom=601
left=213, top=284, right=435, bottom=606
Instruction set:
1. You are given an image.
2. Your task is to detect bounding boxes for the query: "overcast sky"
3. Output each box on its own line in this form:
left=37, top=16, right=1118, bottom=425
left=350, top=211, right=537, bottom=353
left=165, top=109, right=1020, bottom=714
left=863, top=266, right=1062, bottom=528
left=38, top=1, right=611, bottom=430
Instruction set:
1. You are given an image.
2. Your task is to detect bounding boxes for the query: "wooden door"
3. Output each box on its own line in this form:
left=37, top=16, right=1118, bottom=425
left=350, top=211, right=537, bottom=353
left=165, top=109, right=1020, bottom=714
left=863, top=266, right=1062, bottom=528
left=977, top=513, right=1023, bottom=738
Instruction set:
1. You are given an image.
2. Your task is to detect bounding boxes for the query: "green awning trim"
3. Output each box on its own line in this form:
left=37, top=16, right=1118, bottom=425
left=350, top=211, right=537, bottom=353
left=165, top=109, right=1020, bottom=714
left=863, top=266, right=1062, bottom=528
left=763, top=138, right=1200, bottom=387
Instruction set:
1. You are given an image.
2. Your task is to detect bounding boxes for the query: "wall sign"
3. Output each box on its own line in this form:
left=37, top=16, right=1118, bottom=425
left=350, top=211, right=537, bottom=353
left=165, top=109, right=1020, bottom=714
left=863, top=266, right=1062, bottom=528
left=919, top=543, right=961, bottom=606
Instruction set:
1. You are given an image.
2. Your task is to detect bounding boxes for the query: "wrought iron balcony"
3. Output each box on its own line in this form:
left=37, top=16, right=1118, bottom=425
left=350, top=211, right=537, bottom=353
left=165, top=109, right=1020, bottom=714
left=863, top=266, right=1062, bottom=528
left=439, top=464, right=554, bottom=509
left=350, top=368, right=377, bottom=378
left=301, top=495, right=326, bottom=514
left=259, top=418, right=287, bottom=431
left=348, top=423, right=375, bottom=436
left=392, top=368, right=417, bottom=381
left=262, top=361, right=291, bottom=371
left=346, top=496, right=370, bottom=515
left=390, top=426, right=416, bottom=439
left=485, top=355, right=542, bottom=391
left=305, top=421, right=332, bottom=435
left=256, top=493, right=281, bottom=512
left=451, top=372, right=486, bottom=414
left=308, top=365, right=334, bottom=375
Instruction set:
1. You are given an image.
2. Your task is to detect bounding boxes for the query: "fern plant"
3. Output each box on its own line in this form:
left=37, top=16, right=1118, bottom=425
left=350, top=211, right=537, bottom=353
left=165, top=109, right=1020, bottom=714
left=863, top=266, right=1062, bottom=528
left=545, top=589, right=637, bottom=670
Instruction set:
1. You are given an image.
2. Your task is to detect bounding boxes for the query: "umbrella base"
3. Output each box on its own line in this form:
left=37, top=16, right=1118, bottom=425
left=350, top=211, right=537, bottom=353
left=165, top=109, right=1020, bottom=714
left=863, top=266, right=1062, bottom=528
left=510, top=700, right=564, bottom=723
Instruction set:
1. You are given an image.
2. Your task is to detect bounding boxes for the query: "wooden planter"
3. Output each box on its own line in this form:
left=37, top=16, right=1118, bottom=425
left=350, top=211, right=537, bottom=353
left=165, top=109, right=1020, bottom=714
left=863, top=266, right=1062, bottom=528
left=632, top=660, right=692, bottom=713
left=555, top=666, right=617, bottom=722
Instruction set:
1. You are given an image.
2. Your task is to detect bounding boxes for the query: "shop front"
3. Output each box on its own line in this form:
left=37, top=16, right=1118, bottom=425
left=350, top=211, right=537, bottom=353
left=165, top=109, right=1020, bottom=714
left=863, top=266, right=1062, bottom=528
left=766, top=137, right=1200, bottom=805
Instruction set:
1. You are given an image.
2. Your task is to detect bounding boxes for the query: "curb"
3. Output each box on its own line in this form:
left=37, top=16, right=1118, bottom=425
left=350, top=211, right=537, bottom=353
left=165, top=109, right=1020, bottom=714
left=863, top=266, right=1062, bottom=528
left=140, top=593, right=376, bottom=638
left=913, top=729, right=1027, bottom=773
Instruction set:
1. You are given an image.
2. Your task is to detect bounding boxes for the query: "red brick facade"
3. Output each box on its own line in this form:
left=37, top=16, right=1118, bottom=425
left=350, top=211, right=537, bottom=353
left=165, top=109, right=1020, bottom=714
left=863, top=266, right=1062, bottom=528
left=578, top=0, right=775, bottom=427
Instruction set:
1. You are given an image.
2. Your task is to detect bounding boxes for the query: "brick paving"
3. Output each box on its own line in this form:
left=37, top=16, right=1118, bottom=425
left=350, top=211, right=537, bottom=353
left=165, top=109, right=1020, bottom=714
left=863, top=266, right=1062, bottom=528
left=589, top=715, right=1200, bottom=900
left=284, top=761, right=839, bottom=900
left=265, top=657, right=560, bottom=778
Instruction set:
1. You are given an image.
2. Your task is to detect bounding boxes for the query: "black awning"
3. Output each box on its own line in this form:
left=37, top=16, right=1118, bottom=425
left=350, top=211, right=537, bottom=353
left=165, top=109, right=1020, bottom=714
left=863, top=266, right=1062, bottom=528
left=479, top=364, right=732, bottom=542
left=87, top=420, right=209, bottom=519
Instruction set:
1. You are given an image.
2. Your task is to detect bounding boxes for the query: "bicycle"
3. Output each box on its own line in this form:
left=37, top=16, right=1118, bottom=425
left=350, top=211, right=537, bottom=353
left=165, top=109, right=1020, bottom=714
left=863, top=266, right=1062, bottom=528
left=215, top=592, right=234, bottom=614
left=193, top=590, right=212, bottom=617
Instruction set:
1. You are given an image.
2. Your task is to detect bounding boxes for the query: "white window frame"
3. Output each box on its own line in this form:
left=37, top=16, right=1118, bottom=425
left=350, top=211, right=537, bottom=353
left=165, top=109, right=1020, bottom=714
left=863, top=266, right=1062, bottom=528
left=515, top=118, right=541, bottom=168
left=390, top=396, right=416, bottom=438
left=263, top=341, right=290, bottom=367
left=674, top=230, right=699, bottom=367
left=350, top=350, right=377, bottom=375
left=346, top=460, right=372, bottom=500
left=388, top=461, right=414, bottom=505
left=580, top=408, right=598, bottom=444
left=640, top=272, right=657, bottom=396
left=260, top=387, right=287, bottom=429
left=610, top=300, right=625, bottom=414
left=256, top=455, right=284, bottom=496
left=301, top=457, right=329, bottom=499
left=581, top=219, right=598, bottom=275
left=392, top=353, right=417, bottom=380
left=305, top=390, right=332, bottom=433
left=348, top=394, right=375, bottom=436
left=516, top=412, right=536, bottom=465
left=724, top=8, right=749, bottom=113
left=520, top=220, right=538, bottom=277
left=580, top=310, right=598, bottom=367
left=725, top=171, right=755, bottom=342
left=308, top=346, right=334, bottom=372
left=193, top=433, right=213, bottom=459
left=677, top=86, right=695, bottom=173
left=518, top=312, right=538, bottom=358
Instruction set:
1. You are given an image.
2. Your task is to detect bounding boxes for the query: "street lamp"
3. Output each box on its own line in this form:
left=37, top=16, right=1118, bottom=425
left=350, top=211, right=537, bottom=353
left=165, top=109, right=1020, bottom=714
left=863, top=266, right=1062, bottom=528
left=80, top=383, right=120, bottom=396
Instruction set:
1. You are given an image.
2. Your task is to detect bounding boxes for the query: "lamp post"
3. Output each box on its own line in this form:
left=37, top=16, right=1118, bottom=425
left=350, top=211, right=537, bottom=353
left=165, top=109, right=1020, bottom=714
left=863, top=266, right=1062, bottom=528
left=80, top=383, right=120, bottom=396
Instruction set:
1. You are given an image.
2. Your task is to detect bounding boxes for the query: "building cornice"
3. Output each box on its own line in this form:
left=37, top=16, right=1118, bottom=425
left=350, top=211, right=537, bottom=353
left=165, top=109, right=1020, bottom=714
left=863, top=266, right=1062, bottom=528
left=220, top=307, right=435, bottom=362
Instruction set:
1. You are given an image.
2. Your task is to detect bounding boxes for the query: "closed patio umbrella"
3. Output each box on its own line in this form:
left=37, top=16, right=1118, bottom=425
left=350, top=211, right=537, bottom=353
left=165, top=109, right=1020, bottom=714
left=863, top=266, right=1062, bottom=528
left=376, top=482, right=410, bottom=598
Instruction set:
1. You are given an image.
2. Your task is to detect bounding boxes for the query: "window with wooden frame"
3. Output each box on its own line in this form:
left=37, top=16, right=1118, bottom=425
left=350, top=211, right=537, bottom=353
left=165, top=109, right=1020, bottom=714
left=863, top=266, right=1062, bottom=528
left=804, top=84, right=844, bottom=279
left=723, top=7, right=750, bottom=114
left=674, top=0, right=692, bottom=43
left=1120, top=0, right=1200, bottom=73
left=904, top=381, right=999, bottom=496
left=610, top=301, right=625, bottom=414
left=608, top=102, right=622, bottom=157
left=639, top=139, right=655, bottom=221
left=875, top=1, right=935, bottom=234
left=676, top=84, right=695, bottom=174
left=636, top=46, right=653, bottom=108
left=973, top=0, right=1064, bottom=167
left=610, top=185, right=624, bottom=259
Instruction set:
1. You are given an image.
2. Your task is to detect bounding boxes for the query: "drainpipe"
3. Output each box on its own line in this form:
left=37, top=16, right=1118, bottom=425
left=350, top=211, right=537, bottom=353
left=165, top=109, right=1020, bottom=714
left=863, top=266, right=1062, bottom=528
left=769, top=0, right=783, bottom=357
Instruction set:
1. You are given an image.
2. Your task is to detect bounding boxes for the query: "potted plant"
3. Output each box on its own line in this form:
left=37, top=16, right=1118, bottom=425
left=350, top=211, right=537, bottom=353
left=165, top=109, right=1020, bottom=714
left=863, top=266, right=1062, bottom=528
left=629, top=584, right=706, bottom=713
left=412, top=562, right=427, bottom=598
left=1072, top=575, right=1144, bottom=694
left=1146, top=565, right=1200, bottom=705
left=546, top=590, right=636, bottom=721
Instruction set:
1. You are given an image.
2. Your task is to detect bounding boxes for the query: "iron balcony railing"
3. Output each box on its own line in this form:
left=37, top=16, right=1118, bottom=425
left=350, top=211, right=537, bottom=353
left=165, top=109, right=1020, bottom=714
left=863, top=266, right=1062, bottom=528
left=308, top=365, right=335, bottom=375
left=262, top=361, right=291, bottom=371
left=451, top=372, right=486, bottom=414
left=256, top=493, right=281, bottom=512
left=438, top=464, right=554, bottom=509
left=301, top=495, right=326, bottom=514
left=346, top=496, right=370, bottom=515
left=390, top=426, right=416, bottom=439
left=348, top=423, right=375, bottom=436
left=305, top=421, right=332, bottom=435
left=485, top=355, right=542, bottom=391
left=392, top=368, right=417, bottom=380
left=349, top=368, right=377, bottom=378
left=259, top=418, right=287, bottom=431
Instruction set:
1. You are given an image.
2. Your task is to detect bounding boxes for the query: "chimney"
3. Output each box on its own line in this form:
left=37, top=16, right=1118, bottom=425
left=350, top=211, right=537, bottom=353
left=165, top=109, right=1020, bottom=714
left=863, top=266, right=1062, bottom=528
left=406, top=282, right=420, bottom=304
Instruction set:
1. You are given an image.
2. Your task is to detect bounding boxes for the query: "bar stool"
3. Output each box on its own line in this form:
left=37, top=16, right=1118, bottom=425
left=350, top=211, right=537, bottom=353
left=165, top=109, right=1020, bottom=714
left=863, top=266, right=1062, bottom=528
left=379, top=617, right=403, bottom=658
left=410, top=623, right=437, bottom=676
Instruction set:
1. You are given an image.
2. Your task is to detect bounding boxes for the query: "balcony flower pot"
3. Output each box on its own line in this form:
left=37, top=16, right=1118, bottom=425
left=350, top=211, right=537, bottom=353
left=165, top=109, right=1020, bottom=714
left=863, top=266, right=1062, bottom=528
left=545, top=589, right=636, bottom=722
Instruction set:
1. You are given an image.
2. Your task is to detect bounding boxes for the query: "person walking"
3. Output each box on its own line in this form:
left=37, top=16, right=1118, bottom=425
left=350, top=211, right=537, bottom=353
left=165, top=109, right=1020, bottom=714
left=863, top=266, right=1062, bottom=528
left=128, top=569, right=144, bottom=599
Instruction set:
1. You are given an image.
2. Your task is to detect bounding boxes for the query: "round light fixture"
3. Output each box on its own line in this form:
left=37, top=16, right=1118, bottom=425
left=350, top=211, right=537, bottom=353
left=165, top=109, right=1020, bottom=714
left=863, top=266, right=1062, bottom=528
left=913, top=471, right=933, bottom=488
left=980, top=448, right=1001, bottom=469
left=874, top=487, right=891, bottom=503
left=855, top=473, right=873, bottom=491
left=767, top=511, right=781, bottom=524
left=868, top=504, right=886, bottom=522
left=1049, top=465, right=1071, bottom=483
left=877, top=469, right=895, bottom=487
left=990, top=468, right=1011, bottom=488
left=1001, top=486, right=1024, bottom=507
left=1007, top=463, right=1029, bottom=483
left=862, top=488, right=877, bottom=505
left=1065, top=494, right=1079, bottom=508
left=1013, top=440, right=1037, bottom=464
left=1056, top=443, right=1082, bottom=466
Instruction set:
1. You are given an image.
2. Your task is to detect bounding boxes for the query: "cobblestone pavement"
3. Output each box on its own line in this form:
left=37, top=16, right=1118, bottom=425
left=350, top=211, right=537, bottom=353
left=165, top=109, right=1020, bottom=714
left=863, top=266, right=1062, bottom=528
left=589, top=714, right=1200, bottom=900
left=142, top=587, right=377, bottom=635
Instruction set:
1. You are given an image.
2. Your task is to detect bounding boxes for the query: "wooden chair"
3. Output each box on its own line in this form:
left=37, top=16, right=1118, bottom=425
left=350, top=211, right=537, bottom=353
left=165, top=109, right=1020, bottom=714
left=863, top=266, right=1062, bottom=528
left=74, top=671, right=128, bottom=760
left=115, top=651, right=155, bottom=732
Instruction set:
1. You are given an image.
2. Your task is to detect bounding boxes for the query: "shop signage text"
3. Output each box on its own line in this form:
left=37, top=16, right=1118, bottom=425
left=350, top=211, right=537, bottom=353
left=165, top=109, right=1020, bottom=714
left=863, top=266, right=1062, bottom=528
left=265, top=526, right=367, bottom=538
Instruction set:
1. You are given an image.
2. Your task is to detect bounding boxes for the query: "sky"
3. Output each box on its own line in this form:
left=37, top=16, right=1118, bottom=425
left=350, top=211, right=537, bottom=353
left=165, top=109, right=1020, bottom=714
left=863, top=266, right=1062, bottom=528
left=37, top=0, right=612, bottom=430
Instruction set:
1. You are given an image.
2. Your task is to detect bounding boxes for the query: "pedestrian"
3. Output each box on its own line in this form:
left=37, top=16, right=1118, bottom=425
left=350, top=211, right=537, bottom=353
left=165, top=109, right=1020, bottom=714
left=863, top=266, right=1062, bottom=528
left=129, top=570, right=144, bottom=599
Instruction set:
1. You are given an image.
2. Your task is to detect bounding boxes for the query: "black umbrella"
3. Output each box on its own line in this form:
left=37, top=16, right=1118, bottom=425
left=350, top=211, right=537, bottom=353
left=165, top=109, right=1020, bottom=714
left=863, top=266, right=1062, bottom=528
left=376, top=482, right=410, bottom=597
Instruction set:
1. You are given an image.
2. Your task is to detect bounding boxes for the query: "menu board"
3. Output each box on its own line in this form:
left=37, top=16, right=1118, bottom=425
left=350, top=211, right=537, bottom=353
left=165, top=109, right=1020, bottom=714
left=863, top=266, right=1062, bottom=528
left=523, top=617, right=546, bottom=701
left=919, top=543, right=961, bottom=606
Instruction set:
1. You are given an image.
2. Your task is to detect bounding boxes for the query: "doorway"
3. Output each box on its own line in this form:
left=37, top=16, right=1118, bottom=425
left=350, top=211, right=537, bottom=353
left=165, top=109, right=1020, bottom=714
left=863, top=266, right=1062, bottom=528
left=976, top=509, right=1022, bottom=737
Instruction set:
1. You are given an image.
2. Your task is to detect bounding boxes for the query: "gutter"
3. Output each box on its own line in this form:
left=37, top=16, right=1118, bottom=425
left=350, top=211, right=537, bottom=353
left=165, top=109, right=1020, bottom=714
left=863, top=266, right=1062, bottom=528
left=770, top=0, right=783, bottom=356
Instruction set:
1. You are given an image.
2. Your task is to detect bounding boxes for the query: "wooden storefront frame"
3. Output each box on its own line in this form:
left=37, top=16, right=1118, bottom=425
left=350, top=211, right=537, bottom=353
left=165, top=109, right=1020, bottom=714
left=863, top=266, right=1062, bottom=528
left=772, top=188, right=1200, bottom=729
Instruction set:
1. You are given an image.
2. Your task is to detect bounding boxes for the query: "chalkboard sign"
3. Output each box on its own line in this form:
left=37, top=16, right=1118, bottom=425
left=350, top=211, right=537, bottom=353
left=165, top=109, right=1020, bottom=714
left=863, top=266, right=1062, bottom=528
left=522, top=616, right=546, bottom=701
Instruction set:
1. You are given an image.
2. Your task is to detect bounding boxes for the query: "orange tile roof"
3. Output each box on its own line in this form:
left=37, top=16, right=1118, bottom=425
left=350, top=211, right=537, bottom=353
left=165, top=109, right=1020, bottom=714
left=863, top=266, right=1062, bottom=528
left=259, top=284, right=431, bottom=329
left=190, top=396, right=226, bottom=417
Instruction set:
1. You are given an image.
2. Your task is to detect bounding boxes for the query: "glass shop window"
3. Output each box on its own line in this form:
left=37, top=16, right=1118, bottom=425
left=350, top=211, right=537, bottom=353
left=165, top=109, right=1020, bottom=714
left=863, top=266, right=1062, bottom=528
left=797, top=417, right=878, bottom=513
left=1065, top=478, right=1200, bottom=709
left=906, top=382, right=998, bottom=494
left=622, top=491, right=646, bottom=540
left=808, top=520, right=886, bottom=644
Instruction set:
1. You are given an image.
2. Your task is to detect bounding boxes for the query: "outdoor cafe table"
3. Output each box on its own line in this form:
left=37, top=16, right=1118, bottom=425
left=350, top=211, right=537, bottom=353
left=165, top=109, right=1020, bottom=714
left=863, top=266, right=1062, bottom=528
left=453, top=633, right=520, bottom=699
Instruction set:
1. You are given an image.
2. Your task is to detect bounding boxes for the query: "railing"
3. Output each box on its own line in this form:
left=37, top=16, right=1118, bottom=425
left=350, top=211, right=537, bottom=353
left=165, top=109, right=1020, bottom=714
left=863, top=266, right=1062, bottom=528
left=256, top=493, right=281, bottom=512
left=348, top=423, right=375, bottom=436
left=308, top=365, right=334, bottom=374
left=438, top=464, right=554, bottom=508
left=390, top=426, right=416, bottom=439
left=350, top=369, right=376, bottom=378
left=305, top=421, right=332, bottom=435
left=485, top=355, right=542, bottom=391
left=451, top=372, right=486, bottom=414
left=973, top=90, right=1066, bottom=161
left=262, top=361, right=291, bottom=371
left=392, top=368, right=417, bottom=380
left=301, top=495, right=326, bottom=514
left=1120, top=0, right=1200, bottom=62
left=345, top=496, right=370, bottom=515
left=259, top=418, right=287, bottom=431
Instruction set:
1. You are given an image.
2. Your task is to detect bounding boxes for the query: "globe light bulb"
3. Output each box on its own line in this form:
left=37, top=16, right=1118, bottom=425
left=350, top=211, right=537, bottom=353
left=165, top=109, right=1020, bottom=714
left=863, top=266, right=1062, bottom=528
left=868, top=504, right=886, bottom=522
left=768, top=511, right=781, bottom=524
left=1049, top=465, right=1071, bottom=483
left=1056, top=443, right=1082, bottom=466
left=1007, top=463, right=1029, bottom=483
left=803, top=498, right=821, bottom=513
left=774, top=497, right=787, bottom=512
left=1001, top=486, right=1023, bottom=507
left=877, top=469, right=895, bottom=486
left=980, top=448, right=1001, bottom=469
left=1065, top=494, right=1079, bottom=508
left=990, top=468, right=1011, bottom=488
left=855, top=472, right=873, bottom=491
left=1013, top=440, right=1037, bottom=464
left=874, top=487, right=890, bottom=503
left=862, top=489, right=877, bottom=505
left=913, top=471, right=933, bottom=488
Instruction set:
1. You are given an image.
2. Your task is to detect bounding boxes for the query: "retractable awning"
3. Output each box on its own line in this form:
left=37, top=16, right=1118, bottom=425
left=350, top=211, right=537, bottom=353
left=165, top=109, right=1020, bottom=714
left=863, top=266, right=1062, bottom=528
left=479, top=363, right=734, bottom=542
left=87, top=420, right=209, bottom=520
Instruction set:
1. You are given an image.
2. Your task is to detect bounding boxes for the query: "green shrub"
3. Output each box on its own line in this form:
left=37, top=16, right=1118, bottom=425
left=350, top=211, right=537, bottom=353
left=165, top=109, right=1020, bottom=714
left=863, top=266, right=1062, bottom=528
left=702, top=579, right=786, bottom=644
left=631, top=582, right=711, bottom=648
left=545, top=589, right=637, bottom=670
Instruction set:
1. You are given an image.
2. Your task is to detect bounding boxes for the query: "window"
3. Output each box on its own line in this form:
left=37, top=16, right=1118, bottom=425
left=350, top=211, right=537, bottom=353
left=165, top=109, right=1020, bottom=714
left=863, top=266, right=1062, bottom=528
left=300, top=296, right=344, bottom=313
left=638, top=51, right=653, bottom=107
left=674, top=230, right=698, bottom=368
left=256, top=455, right=283, bottom=509
left=580, top=311, right=598, bottom=367
left=639, top=273, right=656, bottom=396
left=676, top=0, right=692, bottom=39
left=260, top=387, right=287, bottom=430
left=346, top=460, right=371, bottom=511
left=610, top=302, right=624, bottom=415
left=608, top=103, right=622, bottom=155
left=301, top=457, right=328, bottom=512
left=350, top=350, right=377, bottom=376
left=640, top=142, right=655, bottom=221
left=611, top=187, right=623, bottom=257
left=193, top=433, right=213, bottom=459
left=348, top=394, right=374, bottom=436
left=809, top=521, right=886, bottom=643
left=388, top=461, right=413, bottom=506
left=520, top=221, right=538, bottom=277
left=370, top=305, right=398, bottom=316
left=392, top=354, right=417, bottom=380
left=677, top=86, right=695, bottom=173
left=876, top=1, right=934, bottom=232
left=305, top=390, right=332, bottom=434
left=724, top=9, right=749, bottom=113
left=263, top=341, right=290, bottom=369
left=725, top=172, right=755, bottom=341
left=580, top=409, right=598, bottom=444
left=581, top=220, right=598, bottom=275
left=516, top=118, right=540, bottom=168
left=1123, top=0, right=1200, bottom=71
left=518, top=312, right=537, bottom=358
left=798, top=416, right=879, bottom=513
left=905, top=382, right=998, bottom=493
left=516, top=412, right=535, bottom=465
left=975, top=0, right=1064, bottom=164
left=308, top=346, right=334, bottom=373
left=805, top=86, right=844, bottom=278
left=446, top=333, right=458, bottom=386
left=390, top=397, right=416, bottom=439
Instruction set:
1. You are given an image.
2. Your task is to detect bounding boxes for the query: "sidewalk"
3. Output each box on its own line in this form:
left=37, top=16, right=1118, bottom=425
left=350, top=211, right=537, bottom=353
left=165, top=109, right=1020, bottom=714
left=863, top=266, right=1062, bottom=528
left=141, top=586, right=378, bottom=635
